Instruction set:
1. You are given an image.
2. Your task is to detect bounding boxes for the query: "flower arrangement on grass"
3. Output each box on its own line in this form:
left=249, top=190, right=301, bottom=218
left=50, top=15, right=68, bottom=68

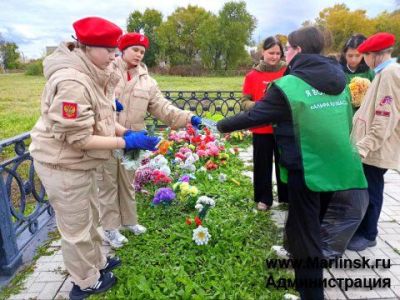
left=152, top=187, right=176, bottom=206
left=195, top=196, right=215, bottom=220
left=133, top=121, right=233, bottom=245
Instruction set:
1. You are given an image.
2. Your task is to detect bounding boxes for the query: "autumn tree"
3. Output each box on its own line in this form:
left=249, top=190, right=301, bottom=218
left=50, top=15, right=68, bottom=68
left=127, top=9, right=163, bottom=67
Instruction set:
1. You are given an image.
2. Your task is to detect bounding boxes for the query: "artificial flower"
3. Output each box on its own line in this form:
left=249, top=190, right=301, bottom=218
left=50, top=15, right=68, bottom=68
left=349, top=77, right=371, bottom=108
left=194, top=216, right=202, bottom=226
left=152, top=187, right=176, bottom=205
left=192, top=226, right=211, bottom=245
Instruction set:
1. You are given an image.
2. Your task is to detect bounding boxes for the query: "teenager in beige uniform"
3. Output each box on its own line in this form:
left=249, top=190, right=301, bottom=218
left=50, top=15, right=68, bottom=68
left=29, top=18, right=160, bottom=300
left=98, top=32, right=203, bottom=248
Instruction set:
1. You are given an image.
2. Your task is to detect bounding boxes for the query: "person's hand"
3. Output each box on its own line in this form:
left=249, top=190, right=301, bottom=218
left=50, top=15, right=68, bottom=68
left=191, top=115, right=203, bottom=130
left=123, top=130, right=160, bottom=151
left=115, top=99, right=124, bottom=112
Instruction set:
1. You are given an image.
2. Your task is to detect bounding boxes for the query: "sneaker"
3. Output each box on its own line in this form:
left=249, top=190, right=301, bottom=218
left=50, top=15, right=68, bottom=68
left=104, top=230, right=125, bottom=249
left=124, top=224, right=147, bottom=235
left=115, top=230, right=128, bottom=244
left=257, top=202, right=270, bottom=211
left=271, top=245, right=290, bottom=259
left=69, top=271, right=116, bottom=300
left=101, top=256, right=121, bottom=274
left=283, top=293, right=300, bottom=300
left=347, top=235, right=377, bottom=251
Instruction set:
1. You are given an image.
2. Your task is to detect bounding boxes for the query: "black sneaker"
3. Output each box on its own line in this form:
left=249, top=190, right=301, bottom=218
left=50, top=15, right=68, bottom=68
left=101, top=256, right=122, bottom=274
left=69, top=271, right=117, bottom=300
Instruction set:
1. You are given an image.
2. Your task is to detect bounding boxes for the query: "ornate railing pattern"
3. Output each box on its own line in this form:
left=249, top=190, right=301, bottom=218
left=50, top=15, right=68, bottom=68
left=145, top=91, right=242, bottom=127
left=0, top=91, right=242, bottom=276
left=0, top=132, right=53, bottom=275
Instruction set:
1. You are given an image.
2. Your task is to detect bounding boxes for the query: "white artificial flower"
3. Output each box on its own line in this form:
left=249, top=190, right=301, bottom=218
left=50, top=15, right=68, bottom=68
left=218, top=173, right=227, bottom=182
left=195, top=203, right=203, bottom=212
left=192, top=226, right=211, bottom=245
left=173, top=157, right=183, bottom=164
left=197, top=196, right=215, bottom=208
left=198, top=166, right=207, bottom=172
left=159, top=165, right=171, bottom=176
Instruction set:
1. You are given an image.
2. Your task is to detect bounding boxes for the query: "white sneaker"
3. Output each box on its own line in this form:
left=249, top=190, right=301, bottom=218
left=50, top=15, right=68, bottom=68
left=114, top=229, right=128, bottom=244
left=271, top=245, right=290, bottom=259
left=104, top=229, right=125, bottom=248
left=283, top=293, right=299, bottom=300
left=124, top=224, right=147, bottom=235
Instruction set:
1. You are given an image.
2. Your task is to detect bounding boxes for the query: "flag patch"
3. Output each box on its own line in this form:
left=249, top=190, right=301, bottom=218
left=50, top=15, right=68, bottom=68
left=62, top=102, right=78, bottom=119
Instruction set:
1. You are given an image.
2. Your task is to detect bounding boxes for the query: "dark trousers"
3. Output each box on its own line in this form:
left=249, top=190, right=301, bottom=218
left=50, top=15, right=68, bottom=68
left=356, top=164, right=387, bottom=241
left=285, top=170, right=333, bottom=300
left=252, top=134, right=288, bottom=205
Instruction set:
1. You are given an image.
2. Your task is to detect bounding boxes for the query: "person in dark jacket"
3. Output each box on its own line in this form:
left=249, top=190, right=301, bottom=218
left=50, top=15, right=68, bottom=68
left=217, top=26, right=367, bottom=300
left=340, top=34, right=375, bottom=84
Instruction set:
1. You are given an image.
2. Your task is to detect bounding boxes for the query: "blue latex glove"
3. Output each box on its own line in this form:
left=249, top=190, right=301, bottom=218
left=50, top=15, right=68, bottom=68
left=123, top=129, right=145, bottom=137
left=115, top=99, right=124, bottom=112
left=123, top=130, right=161, bottom=151
left=191, top=115, right=203, bottom=130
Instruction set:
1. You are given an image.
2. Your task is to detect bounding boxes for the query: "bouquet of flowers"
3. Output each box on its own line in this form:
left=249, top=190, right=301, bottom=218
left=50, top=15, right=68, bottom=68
left=349, top=77, right=371, bottom=108
left=152, top=187, right=176, bottom=206
left=195, top=196, right=215, bottom=220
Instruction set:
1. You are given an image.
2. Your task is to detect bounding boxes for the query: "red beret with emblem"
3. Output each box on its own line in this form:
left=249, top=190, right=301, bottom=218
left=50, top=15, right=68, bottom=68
left=73, top=17, right=122, bottom=48
left=357, top=32, right=396, bottom=53
left=118, top=33, right=150, bottom=51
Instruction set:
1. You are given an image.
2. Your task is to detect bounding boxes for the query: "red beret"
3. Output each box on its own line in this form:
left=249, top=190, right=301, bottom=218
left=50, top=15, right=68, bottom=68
left=73, top=17, right=122, bottom=48
left=357, top=32, right=396, bottom=53
left=118, top=33, right=150, bottom=51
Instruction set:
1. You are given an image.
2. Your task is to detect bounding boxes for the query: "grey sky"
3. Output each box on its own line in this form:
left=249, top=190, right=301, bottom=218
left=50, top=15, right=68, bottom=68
left=0, top=0, right=398, bottom=59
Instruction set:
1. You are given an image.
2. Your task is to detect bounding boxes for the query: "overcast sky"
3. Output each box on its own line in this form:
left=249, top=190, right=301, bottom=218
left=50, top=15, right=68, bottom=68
left=0, top=0, right=398, bottom=59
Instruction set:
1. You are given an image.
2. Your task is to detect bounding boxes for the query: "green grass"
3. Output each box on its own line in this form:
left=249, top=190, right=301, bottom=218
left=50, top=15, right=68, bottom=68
left=0, top=73, right=242, bottom=140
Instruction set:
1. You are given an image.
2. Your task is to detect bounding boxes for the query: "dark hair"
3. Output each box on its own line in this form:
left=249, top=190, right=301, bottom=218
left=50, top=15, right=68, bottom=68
left=339, top=34, right=368, bottom=67
left=288, top=26, right=325, bottom=54
left=263, top=36, right=284, bottom=59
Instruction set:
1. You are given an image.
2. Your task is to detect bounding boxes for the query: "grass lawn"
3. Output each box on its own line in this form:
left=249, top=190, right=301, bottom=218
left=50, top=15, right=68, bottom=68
left=0, top=73, right=243, bottom=140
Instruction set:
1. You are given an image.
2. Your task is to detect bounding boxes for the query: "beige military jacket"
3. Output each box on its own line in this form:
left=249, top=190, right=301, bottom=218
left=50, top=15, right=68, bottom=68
left=351, top=62, right=400, bottom=171
left=113, top=57, right=193, bottom=131
left=29, top=43, right=120, bottom=170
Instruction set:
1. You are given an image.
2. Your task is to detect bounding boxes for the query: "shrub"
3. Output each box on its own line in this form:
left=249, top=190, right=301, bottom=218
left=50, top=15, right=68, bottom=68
left=25, top=60, right=43, bottom=76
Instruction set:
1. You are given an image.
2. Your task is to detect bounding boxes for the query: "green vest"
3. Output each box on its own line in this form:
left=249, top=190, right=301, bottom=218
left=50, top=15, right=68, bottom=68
left=274, top=75, right=367, bottom=192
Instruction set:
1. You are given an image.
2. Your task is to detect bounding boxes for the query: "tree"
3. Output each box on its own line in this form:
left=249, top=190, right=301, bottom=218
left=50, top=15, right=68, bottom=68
left=315, top=4, right=376, bottom=52
left=275, top=34, right=288, bottom=48
left=0, top=41, right=20, bottom=70
left=374, top=10, right=400, bottom=56
left=198, top=15, right=224, bottom=70
left=157, top=5, right=212, bottom=66
left=217, top=1, right=256, bottom=70
left=126, top=9, right=163, bottom=67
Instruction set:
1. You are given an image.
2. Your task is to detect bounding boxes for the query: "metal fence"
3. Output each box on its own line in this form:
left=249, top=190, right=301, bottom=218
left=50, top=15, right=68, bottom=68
left=0, top=91, right=242, bottom=276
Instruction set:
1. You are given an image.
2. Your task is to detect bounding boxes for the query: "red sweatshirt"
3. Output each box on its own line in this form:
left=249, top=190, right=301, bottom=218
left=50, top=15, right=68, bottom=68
left=242, top=65, right=286, bottom=134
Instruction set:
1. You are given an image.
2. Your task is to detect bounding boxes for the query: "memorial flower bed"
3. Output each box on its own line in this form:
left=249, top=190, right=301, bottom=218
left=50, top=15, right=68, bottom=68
left=93, top=125, right=294, bottom=299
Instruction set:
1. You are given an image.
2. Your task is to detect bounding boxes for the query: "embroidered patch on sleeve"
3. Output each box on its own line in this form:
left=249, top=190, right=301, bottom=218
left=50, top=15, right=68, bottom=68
left=375, top=110, right=390, bottom=117
left=379, top=96, right=393, bottom=106
left=62, top=102, right=78, bottom=119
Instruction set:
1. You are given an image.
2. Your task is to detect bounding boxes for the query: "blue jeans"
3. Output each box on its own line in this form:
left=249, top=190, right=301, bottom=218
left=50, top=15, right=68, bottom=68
left=356, top=164, right=387, bottom=241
